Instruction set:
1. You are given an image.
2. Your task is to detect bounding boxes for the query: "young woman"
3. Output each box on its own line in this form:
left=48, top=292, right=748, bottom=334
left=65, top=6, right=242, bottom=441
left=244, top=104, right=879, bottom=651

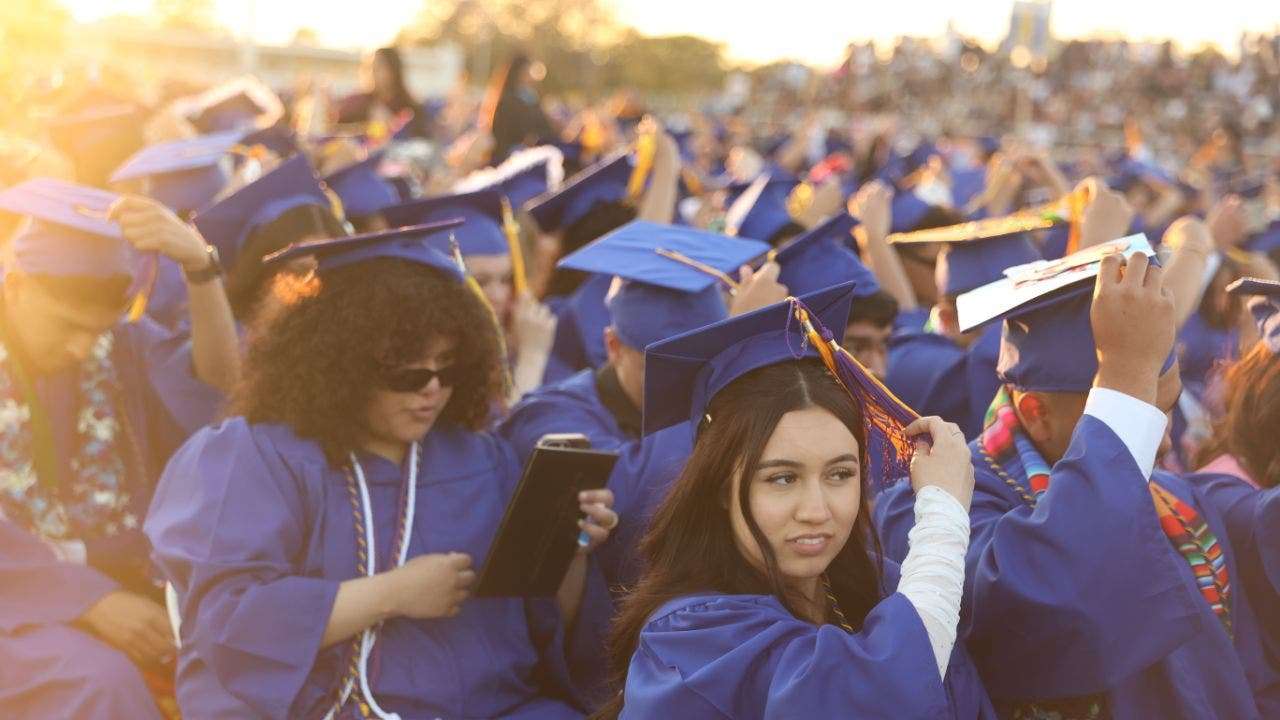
left=145, top=222, right=617, bottom=719
left=596, top=284, right=993, bottom=718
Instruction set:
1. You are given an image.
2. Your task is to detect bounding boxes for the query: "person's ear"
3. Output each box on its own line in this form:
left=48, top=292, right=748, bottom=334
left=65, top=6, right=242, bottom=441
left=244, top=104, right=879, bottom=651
left=603, top=326, right=621, bottom=364
left=1015, top=392, right=1052, bottom=444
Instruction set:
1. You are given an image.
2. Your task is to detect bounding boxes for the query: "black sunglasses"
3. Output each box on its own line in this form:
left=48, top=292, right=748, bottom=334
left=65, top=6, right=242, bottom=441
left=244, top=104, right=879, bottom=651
left=380, top=365, right=467, bottom=393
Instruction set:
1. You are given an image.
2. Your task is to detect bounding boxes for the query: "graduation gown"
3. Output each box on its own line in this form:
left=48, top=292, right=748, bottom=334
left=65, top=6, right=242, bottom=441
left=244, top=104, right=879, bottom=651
left=542, top=275, right=613, bottom=384
left=145, top=418, right=608, bottom=719
left=497, top=366, right=691, bottom=588
left=0, top=317, right=198, bottom=720
left=620, top=562, right=996, bottom=719
left=1185, top=471, right=1280, bottom=717
left=884, top=323, right=1002, bottom=439
left=874, top=416, right=1263, bottom=718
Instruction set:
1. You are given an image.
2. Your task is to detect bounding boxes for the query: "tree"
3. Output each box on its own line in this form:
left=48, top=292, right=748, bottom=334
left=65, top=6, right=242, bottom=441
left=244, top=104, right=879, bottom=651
left=152, top=0, right=222, bottom=35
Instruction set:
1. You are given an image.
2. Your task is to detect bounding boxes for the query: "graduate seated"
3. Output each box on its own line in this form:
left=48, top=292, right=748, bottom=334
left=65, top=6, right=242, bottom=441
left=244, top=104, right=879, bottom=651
left=1186, top=278, right=1280, bottom=716
left=498, top=221, right=786, bottom=584
left=383, top=188, right=558, bottom=405
left=875, top=237, right=1274, bottom=718
left=0, top=179, right=239, bottom=719
left=145, top=221, right=617, bottom=719
left=596, top=283, right=994, bottom=718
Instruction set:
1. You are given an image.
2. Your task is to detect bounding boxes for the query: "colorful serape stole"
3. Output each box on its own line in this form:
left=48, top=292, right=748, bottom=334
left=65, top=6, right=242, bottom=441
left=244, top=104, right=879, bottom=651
left=979, top=387, right=1051, bottom=498
left=1150, top=482, right=1232, bottom=635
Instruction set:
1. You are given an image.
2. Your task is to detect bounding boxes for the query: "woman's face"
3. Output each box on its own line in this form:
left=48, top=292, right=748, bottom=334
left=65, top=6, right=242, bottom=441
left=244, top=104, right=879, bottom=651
left=729, top=406, right=862, bottom=585
left=466, top=254, right=514, bottom=325
left=363, top=335, right=457, bottom=450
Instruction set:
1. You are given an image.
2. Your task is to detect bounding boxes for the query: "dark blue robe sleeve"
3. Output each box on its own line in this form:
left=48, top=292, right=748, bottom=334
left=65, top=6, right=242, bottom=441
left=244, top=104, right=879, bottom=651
left=964, top=416, right=1205, bottom=699
left=120, top=318, right=226, bottom=436
left=623, top=594, right=954, bottom=719
left=144, top=420, right=340, bottom=719
left=0, top=516, right=118, bottom=631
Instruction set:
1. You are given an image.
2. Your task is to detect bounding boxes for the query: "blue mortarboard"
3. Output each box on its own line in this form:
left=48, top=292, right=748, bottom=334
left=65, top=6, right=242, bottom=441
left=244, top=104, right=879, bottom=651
left=642, top=283, right=859, bottom=435
left=949, top=166, right=987, bottom=209
left=383, top=189, right=507, bottom=257
left=0, top=179, right=139, bottom=280
left=177, top=77, right=283, bottom=134
left=323, top=150, right=398, bottom=219
left=263, top=220, right=465, bottom=280
left=526, top=150, right=634, bottom=233
left=724, top=173, right=800, bottom=241
left=240, top=124, right=302, bottom=159
left=775, top=213, right=880, bottom=297
left=1227, top=277, right=1280, bottom=354
left=905, top=141, right=939, bottom=173
left=559, top=220, right=769, bottom=350
left=890, top=189, right=932, bottom=233
left=887, top=212, right=1051, bottom=297
left=954, top=235, right=1170, bottom=392
left=0, top=179, right=158, bottom=318
left=1107, top=155, right=1175, bottom=193
left=110, top=131, right=243, bottom=214
left=453, top=145, right=563, bottom=212
left=553, top=140, right=583, bottom=167
left=46, top=102, right=148, bottom=182
left=192, top=155, right=329, bottom=271
left=558, top=220, right=768, bottom=294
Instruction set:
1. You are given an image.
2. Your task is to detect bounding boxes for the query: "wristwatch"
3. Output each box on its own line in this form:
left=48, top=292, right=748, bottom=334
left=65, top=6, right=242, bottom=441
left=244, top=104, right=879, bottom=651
left=184, top=244, right=223, bottom=285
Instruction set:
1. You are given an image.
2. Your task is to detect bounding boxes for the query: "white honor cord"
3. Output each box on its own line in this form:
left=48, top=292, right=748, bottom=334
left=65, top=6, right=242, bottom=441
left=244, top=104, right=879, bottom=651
left=325, top=444, right=420, bottom=720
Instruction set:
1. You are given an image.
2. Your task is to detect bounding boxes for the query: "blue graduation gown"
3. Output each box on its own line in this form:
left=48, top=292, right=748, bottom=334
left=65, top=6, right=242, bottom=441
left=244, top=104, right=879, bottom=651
left=145, top=418, right=608, bottom=719
left=1178, top=310, right=1238, bottom=399
left=497, top=368, right=691, bottom=588
left=0, top=317, right=197, bottom=719
left=874, top=416, right=1262, bottom=718
left=1185, top=472, right=1280, bottom=716
left=135, top=317, right=227, bottom=434
left=620, top=562, right=995, bottom=719
left=542, top=275, right=613, bottom=384
left=884, top=323, right=1002, bottom=439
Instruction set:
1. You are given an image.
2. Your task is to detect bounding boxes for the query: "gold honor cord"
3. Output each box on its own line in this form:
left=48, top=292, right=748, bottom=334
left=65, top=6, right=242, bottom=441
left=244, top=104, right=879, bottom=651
left=500, top=196, right=528, bottom=296
left=626, top=131, right=658, bottom=204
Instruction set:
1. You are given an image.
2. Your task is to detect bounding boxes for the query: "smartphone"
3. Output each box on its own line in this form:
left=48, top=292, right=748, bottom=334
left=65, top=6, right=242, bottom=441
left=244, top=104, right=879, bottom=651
left=536, top=433, right=591, bottom=450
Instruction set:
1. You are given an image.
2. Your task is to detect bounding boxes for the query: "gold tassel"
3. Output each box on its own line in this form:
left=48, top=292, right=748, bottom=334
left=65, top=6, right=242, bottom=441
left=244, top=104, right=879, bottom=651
left=500, top=197, right=528, bottom=296
left=626, top=130, right=657, bottom=203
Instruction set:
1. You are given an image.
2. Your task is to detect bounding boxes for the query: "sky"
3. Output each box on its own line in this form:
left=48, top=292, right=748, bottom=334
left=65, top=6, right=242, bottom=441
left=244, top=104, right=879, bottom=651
left=61, top=0, right=1280, bottom=67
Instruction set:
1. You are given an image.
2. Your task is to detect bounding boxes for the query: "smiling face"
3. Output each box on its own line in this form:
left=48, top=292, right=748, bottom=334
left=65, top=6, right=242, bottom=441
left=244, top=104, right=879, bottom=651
left=729, top=405, right=863, bottom=588
left=361, top=334, right=457, bottom=462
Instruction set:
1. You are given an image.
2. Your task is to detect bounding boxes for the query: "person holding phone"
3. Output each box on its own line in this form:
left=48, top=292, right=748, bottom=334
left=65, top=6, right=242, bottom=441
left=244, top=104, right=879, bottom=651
left=145, top=221, right=616, bottom=719
left=595, top=283, right=992, bottom=718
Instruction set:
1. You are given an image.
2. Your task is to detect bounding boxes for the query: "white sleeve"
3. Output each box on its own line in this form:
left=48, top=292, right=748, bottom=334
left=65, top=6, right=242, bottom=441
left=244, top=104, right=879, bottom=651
left=1083, top=387, right=1168, bottom=481
left=896, top=485, right=970, bottom=680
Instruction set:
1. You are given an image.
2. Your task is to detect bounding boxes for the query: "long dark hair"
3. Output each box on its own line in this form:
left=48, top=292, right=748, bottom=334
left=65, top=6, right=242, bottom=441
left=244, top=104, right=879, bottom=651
left=230, top=258, right=505, bottom=465
left=594, top=359, right=885, bottom=718
left=481, top=54, right=531, bottom=131
left=371, top=46, right=417, bottom=113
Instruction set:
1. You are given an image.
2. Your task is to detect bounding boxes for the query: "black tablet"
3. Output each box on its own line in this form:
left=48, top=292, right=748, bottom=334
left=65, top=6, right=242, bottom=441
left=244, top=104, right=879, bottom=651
left=475, top=442, right=618, bottom=597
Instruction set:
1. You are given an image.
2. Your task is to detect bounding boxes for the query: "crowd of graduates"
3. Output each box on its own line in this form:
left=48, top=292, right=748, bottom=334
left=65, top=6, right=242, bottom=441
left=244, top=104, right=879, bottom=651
left=0, top=38, right=1278, bottom=719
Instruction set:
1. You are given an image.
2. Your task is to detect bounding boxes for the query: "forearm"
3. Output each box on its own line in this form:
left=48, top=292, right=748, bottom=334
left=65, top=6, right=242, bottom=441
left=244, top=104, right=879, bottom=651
left=555, top=553, right=588, bottom=630
left=321, top=574, right=392, bottom=649
left=636, top=156, right=678, bottom=224
left=855, top=226, right=918, bottom=310
left=1160, top=239, right=1214, bottom=327
left=184, top=277, right=241, bottom=393
left=508, top=345, right=553, bottom=405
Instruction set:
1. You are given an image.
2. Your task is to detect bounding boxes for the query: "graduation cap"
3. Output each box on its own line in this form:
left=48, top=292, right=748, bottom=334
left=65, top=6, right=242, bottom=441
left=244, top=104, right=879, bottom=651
left=1227, top=277, right=1280, bottom=354
left=642, top=282, right=919, bottom=480
left=175, top=76, right=284, bottom=134
left=263, top=219, right=465, bottom=279
left=558, top=220, right=769, bottom=350
left=109, top=130, right=243, bottom=215
left=46, top=102, right=148, bottom=184
left=0, top=178, right=155, bottom=318
left=452, top=145, right=565, bottom=211
left=723, top=173, right=801, bottom=241
left=383, top=189, right=507, bottom=257
left=953, top=235, right=1165, bottom=392
left=775, top=213, right=880, bottom=297
left=240, top=124, right=302, bottom=160
left=191, top=154, right=330, bottom=272
left=889, top=189, right=933, bottom=233
left=322, top=150, right=399, bottom=219
left=526, top=149, right=633, bottom=233
left=889, top=212, right=1050, bottom=296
